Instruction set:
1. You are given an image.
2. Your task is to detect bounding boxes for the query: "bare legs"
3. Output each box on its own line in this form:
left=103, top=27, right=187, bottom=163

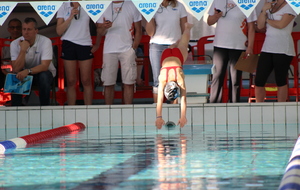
left=64, top=59, right=93, bottom=105
left=176, top=23, right=194, bottom=62
left=277, top=85, right=288, bottom=102
left=123, top=84, right=134, bottom=104
left=153, top=93, right=158, bottom=103
left=79, top=59, right=93, bottom=105
left=104, top=84, right=134, bottom=105
left=255, top=85, right=288, bottom=102
left=64, top=60, right=77, bottom=105
left=104, top=85, right=114, bottom=105
left=254, top=86, right=266, bottom=102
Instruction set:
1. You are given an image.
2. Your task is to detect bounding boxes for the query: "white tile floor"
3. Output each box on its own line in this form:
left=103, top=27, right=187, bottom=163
left=0, top=102, right=300, bottom=140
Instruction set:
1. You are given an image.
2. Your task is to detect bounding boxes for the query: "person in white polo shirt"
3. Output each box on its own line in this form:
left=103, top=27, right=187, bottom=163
left=207, top=0, right=257, bottom=103
left=96, top=1, right=142, bottom=105
left=0, top=18, right=22, bottom=90
left=56, top=1, right=99, bottom=105
left=10, top=17, right=56, bottom=106
left=255, top=0, right=297, bottom=102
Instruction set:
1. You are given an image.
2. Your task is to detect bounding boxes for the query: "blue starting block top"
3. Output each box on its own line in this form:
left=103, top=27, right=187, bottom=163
left=183, top=64, right=214, bottom=75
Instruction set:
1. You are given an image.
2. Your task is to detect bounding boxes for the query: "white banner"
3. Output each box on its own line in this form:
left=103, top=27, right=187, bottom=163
left=287, top=0, right=300, bottom=14
left=131, top=0, right=163, bottom=22
left=182, top=0, right=213, bottom=21
left=0, top=2, right=18, bottom=26
left=79, top=1, right=111, bottom=23
left=30, top=1, right=63, bottom=25
left=232, top=0, right=259, bottom=18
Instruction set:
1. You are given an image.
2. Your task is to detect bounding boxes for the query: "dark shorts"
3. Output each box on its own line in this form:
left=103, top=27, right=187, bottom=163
left=61, top=40, right=94, bottom=61
left=255, top=52, right=293, bottom=87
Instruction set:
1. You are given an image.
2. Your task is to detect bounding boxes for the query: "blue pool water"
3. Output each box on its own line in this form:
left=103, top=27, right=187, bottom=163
left=0, top=125, right=297, bottom=190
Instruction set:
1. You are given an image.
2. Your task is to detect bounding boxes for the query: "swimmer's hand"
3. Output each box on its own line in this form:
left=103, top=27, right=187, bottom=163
left=155, top=118, right=165, bottom=129
left=177, top=116, right=187, bottom=128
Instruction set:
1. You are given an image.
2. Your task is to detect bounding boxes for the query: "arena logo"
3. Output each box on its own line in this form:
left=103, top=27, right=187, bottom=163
left=37, top=5, right=56, bottom=17
left=30, top=2, right=63, bottom=25
left=188, top=1, right=208, bottom=13
left=0, top=6, right=9, bottom=18
left=86, top=4, right=105, bottom=16
left=139, top=3, right=157, bottom=15
left=288, top=0, right=300, bottom=8
left=236, top=0, right=256, bottom=10
left=37, top=5, right=55, bottom=11
left=0, top=6, right=10, bottom=12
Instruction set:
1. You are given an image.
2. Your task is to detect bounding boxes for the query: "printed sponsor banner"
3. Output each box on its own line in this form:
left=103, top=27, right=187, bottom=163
left=79, top=1, right=111, bottom=23
left=286, top=0, right=300, bottom=14
left=30, top=2, right=63, bottom=25
left=182, top=0, right=213, bottom=21
left=232, top=0, right=259, bottom=18
left=131, top=0, right=163, bottom=22
left=0, top=2, right=18, bottom=26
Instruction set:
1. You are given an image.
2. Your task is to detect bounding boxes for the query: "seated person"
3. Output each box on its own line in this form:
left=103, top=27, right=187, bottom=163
left=1, top=18, right=22, bottom=90
left=10, top=17, right=56, bottom=106
left=155, top=23, right=193, bottom=129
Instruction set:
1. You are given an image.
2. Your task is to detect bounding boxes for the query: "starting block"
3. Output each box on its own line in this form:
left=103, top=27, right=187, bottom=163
left=183, top=64, right=215, bottom=103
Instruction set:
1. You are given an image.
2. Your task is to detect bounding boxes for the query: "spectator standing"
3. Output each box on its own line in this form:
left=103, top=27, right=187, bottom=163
left=10, top=17, right=56, bottom=106
left=56, top=1, right=99, bottom=105
left=255, top=0, right=297, bottom=102
left=145, top=0, right=187, bottom=103
left=207, top=0, right=257, bottom=103
left=96, top=0, right=142, bottom=105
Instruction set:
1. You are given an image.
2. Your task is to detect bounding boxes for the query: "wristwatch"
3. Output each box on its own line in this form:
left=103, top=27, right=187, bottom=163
left=28, top=68, right=32, bottom=74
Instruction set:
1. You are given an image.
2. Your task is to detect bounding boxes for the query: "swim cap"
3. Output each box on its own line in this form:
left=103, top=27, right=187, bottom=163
left=164, top=81, right=180, bottom=101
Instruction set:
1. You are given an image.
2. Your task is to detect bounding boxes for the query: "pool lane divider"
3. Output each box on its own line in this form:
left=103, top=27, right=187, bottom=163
left=278, top=135, right=300, bottom=190
left=0, top=122, right=86, bottom=154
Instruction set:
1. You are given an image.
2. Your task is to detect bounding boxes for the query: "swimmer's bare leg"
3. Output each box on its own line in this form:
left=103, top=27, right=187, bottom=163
left=177, top=23, right=194, bottom=62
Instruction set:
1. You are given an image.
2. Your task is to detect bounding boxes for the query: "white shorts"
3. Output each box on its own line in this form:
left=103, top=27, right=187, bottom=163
left=101, top=48, right=137, bottom=86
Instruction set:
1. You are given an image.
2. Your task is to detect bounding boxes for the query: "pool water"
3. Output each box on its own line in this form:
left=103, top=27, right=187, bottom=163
left=0, top=125, right=296, bottom=190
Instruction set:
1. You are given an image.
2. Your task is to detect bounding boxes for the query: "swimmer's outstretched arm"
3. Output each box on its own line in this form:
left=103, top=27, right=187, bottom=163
left=178, top=83, right=187, bottom=128
left=155, top=81, right=166, bottom=129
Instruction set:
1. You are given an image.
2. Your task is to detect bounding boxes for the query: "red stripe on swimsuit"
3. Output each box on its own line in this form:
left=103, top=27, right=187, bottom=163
left=161, top=66, right=182, bottom=81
